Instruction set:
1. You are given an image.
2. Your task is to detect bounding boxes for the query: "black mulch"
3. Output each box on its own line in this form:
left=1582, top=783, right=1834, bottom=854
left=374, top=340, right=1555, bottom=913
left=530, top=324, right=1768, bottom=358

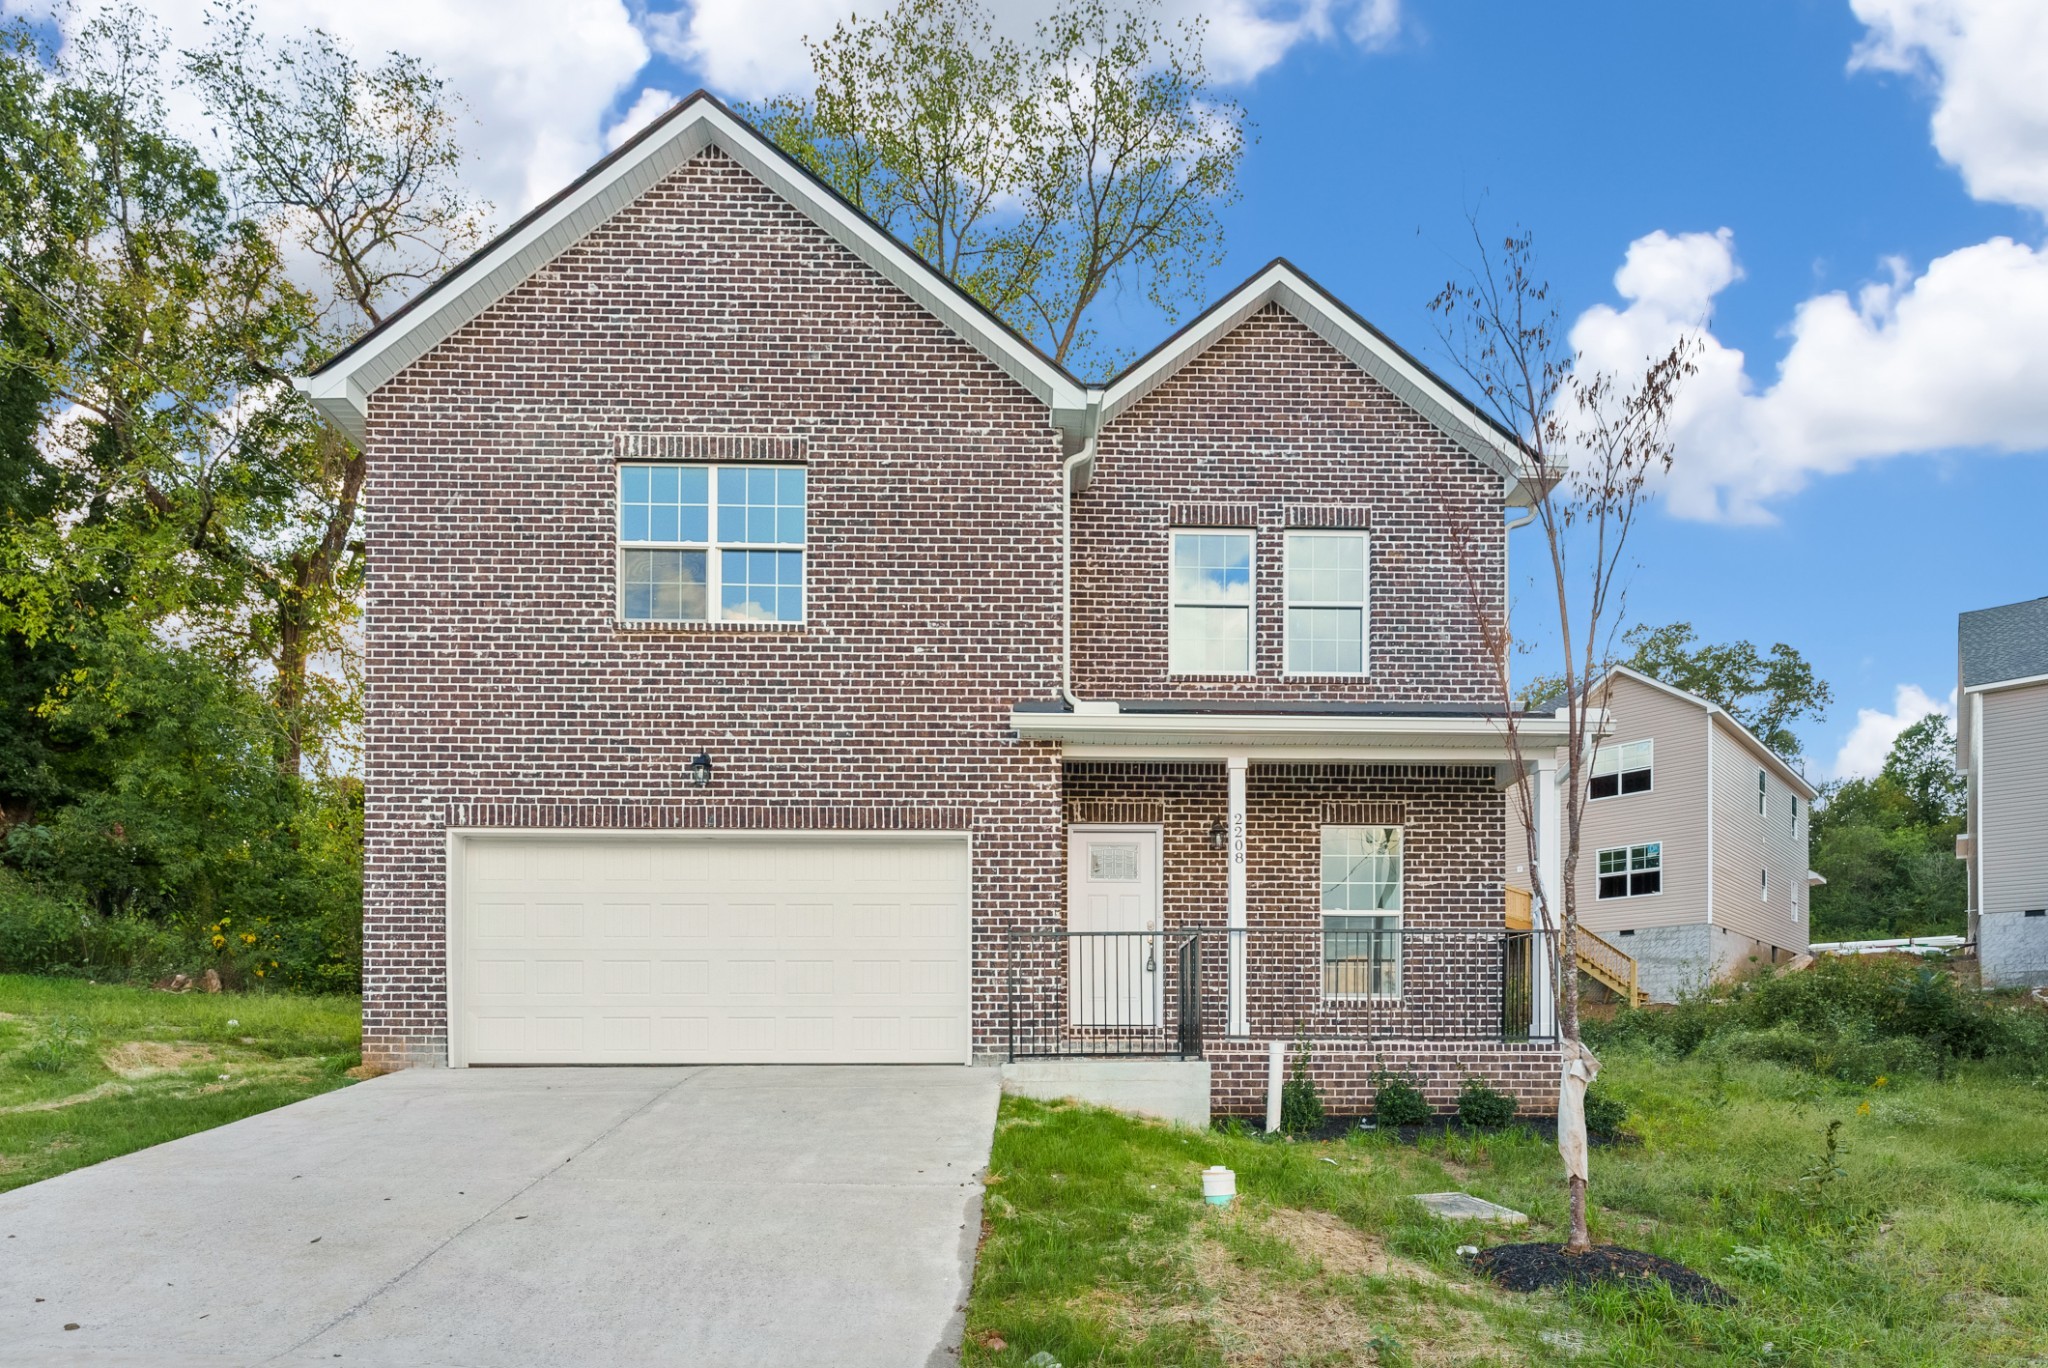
left=1226, top=1115, right=1639, bottom=1147
left=1472, top=1243, right=1733, bottom=1305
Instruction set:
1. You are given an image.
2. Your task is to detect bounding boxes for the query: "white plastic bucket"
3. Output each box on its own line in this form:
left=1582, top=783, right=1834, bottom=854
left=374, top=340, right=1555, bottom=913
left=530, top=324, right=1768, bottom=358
left=1201, top=1166, right=1236, bottom=1205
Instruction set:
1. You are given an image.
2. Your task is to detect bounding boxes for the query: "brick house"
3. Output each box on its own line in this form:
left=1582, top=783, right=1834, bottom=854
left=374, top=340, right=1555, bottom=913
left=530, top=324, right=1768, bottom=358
left=297, top=93, right=1571, bottom=1119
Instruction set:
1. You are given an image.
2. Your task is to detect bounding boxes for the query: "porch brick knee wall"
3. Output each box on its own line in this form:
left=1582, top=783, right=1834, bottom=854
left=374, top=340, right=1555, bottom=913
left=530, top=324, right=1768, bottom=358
left=1207, top=1040, right=1565, bottom=1117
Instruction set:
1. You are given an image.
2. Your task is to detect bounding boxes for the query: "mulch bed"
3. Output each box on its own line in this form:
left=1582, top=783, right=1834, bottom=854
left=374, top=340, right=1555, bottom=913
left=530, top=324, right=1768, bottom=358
left=1472, top=1243, right=1732, bottom=1304
left=1231, top=1115, right=1639, bottom=1147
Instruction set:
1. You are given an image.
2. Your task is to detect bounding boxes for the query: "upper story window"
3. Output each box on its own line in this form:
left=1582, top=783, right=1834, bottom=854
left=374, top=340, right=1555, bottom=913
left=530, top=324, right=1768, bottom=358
left=1758, top=768, right=1768, bottom=817
left=1284, top=531, right=1368, bottom=675
left=1597, top=842, right=1662, bottom=899
left=1321, top=825, right=1402, bottom=998
left=1791, top=794, right=1799, bottom=831
left=618, top=464, right=806, bottom=623
left=1589, top=740, right=1653, bottom=799
left=1168, top=530, right=1253, bottom=674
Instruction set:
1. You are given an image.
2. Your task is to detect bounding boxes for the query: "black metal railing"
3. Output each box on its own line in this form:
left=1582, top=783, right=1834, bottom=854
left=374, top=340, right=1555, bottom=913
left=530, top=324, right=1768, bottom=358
left=1006, top=930, right=1206, bottom=1061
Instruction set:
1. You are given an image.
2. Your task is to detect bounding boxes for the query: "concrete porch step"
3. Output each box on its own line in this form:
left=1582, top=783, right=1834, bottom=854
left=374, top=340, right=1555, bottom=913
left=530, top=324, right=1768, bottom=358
left=999, top=1058, right=1212, bottom=1128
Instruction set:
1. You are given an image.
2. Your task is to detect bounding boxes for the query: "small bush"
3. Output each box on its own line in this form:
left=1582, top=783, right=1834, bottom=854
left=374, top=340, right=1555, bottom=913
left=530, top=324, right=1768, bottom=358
left=1370, top=1069, right=1433, bottom=1127
left=1583, top=1084, right=1628, bottom=1137
left=1456, top=1076, right=1517, bottom=1129
left=1280, top=1026, right=1324, bottom=1136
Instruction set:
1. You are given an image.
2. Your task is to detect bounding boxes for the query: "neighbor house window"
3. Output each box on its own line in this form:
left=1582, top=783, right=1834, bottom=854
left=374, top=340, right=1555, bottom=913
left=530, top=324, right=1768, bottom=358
left=1284, top=531, right=1368, bottom=675
left=1791, top=794, right=1799, bottom=831
left=1321, top=825, right=1402, bottom=997
left=1597, top=842, right=1662, bottom=899
left=1758, top=768, right=1768, bottom=816
left=1589, top=740, right=1653, bottom=799
left=618, top=464, right=806, bottom=623
left=1761, top=867, right=1769, bottom=900
left=1169, top=530, right=1253, bottom=674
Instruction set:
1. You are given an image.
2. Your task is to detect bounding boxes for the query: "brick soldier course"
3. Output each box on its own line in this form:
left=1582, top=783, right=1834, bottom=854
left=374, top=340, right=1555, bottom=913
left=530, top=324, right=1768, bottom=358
left=301, top=92, right=1566, bottom=1113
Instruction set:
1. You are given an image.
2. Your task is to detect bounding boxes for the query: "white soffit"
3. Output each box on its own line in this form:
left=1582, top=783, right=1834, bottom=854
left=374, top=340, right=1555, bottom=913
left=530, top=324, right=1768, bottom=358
left=1096, top=260, right=1533, bottom=491
left=294, top=94, right=1089, bottom=440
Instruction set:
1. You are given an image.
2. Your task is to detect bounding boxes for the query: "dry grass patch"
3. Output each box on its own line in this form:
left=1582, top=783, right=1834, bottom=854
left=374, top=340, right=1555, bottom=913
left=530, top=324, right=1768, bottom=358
left=102, top=1041, right=216, bottom=1077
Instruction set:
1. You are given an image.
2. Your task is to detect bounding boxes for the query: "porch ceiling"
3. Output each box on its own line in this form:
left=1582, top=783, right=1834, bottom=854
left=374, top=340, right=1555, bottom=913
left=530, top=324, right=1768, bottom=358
left=1009, top=700, right=1588, bottom=775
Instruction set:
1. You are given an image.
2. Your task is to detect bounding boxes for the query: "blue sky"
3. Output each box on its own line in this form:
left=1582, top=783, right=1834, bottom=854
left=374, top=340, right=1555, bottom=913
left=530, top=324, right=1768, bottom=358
left=21, top=0, right=2040, bottom=777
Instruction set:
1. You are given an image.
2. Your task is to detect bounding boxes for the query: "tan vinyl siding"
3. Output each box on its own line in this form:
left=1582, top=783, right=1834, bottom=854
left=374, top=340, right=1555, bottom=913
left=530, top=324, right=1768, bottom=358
left=1574, top=675, right=1711, bottom=934
left=1980, top=681, right=2048, bottom=916
left=1708, top=719, right=1811, bottom=952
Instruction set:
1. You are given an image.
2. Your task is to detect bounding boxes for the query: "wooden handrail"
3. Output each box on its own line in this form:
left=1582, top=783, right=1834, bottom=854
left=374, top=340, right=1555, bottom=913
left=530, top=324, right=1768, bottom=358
left=1503, top=891, right=1644, bottom=1004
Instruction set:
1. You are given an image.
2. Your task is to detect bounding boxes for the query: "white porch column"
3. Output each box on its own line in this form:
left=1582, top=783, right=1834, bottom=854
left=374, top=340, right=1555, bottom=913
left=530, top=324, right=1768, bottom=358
left=1226, top=753, right=1249, bottom=1038
left=1531, top=754, right=1562, bottom=1040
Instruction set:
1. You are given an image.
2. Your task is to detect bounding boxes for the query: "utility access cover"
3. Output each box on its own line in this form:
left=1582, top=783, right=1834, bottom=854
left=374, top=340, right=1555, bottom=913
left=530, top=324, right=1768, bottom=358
left=1411, top=1192, right=1528, bottom=1224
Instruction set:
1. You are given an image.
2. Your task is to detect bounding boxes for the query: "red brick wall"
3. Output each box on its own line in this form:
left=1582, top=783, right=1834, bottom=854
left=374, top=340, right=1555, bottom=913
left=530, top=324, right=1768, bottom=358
left=360, top=147, right=1070, bottom=1065
left=1072, top=304, right=1507, bottom=704
left=1208, top=1041, right=1565, bottom=1117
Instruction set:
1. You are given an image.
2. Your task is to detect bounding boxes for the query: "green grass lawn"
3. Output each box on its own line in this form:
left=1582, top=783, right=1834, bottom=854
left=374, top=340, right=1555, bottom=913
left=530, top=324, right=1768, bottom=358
left=0, top=974, right=362, bottom=1194
left=965, top=1049, right=2048, bottom=1366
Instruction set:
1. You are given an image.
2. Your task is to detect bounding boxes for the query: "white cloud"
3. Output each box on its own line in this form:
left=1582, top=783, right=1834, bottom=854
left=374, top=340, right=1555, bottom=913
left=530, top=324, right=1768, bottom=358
left=1829, top=683, right=1953, bottom=780
left=8, top=0, right=653, bottom=216
left=1564, top=0, right=2048, bottom=524
left=605, top=86, right=680, bottom=150
left=1850, top=0, right=2048, bottom=214
left=643, top=0, right=1403, bottom=101
left=1572, top=227, right=2048, bottom=522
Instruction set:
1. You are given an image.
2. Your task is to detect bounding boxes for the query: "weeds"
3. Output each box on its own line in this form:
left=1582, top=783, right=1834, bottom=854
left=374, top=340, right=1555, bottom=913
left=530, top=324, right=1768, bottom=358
left=22, top=1015, right=91, bottom=1073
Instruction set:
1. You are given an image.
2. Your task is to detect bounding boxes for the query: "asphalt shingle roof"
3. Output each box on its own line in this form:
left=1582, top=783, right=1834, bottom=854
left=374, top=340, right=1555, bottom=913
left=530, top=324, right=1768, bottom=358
left=1959, top=596, right=2048, bottom=687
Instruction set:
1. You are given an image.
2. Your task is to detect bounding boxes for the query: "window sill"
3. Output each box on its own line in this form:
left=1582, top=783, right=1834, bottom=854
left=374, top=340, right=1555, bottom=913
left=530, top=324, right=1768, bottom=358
left=1322, top=994, right=1404, bottom=1004
left=615, top=618, right=807, bottom=634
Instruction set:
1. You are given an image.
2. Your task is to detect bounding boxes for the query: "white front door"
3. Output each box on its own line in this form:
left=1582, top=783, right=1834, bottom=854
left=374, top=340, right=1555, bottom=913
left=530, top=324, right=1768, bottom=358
left=1065, top=827, right=1163, bottom=1028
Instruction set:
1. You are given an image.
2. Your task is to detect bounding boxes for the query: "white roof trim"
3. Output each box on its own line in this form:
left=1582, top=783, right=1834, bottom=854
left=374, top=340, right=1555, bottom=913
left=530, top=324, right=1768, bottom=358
left=294, top=94, right=1089, bottom=441
left=1600, top=666, right=1819, bottom=799
left=1095, top=260, right=1534, bottom=492
left=1010, top=707, right=1582, bottom=761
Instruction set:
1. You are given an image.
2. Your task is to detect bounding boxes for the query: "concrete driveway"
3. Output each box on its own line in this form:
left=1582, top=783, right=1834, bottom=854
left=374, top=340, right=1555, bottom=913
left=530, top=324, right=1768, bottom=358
left=0, top=1065, right=1000, bottom=1367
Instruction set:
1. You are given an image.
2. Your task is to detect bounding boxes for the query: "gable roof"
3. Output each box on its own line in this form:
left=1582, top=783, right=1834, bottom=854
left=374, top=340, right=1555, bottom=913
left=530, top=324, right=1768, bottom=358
left=1601, top=666, right=1818, bottom=799
left=295, top=91, right=1091, bottom=442
left=1096, top=259, right=1538, bottom=498
left=1959, top=595, right=2048, bottom=688
left=294, top=96, right=1529, bottom=499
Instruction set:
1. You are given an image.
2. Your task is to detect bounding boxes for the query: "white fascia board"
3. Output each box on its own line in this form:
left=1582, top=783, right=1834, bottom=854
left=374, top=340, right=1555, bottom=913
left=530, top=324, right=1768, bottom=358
left=294, top=97, right=1087, bottom=435
left=1010, top=708, right=1580, bottom=759
left=1963, top=670, right=2048, bottom=695
left=1095, top=261, right=1532, bottom=491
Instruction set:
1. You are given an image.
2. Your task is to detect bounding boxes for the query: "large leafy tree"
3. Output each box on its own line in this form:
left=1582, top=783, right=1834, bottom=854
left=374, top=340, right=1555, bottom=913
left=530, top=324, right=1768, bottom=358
left=1809, top=713, right=1966, bottom=939
left=1621, top=621, right=1831, bottom=762
left=751, top=0, right=1246, bottom=375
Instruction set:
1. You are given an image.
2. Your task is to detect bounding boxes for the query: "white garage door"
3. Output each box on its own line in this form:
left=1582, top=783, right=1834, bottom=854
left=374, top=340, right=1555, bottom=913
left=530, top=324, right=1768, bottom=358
left=451, top=833, right=972, bottom=1065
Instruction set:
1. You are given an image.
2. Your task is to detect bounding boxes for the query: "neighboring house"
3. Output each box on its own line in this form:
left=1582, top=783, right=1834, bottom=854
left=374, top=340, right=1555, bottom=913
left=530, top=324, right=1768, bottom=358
left=1509, top=667, right=1818, bottom=1002
left=1958, top=596, right=2048, bottom=988
left=293, top=92, right=1575, bottom=1119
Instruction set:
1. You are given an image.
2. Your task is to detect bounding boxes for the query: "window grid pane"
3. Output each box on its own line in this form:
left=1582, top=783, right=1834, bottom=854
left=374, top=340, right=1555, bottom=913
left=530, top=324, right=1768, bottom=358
left=619, top=464, right=709, bottom=545
left=720, top=549, right=804, bottom=623
left=1322, top=913, right=1401, bottom=997
left=1319, top=826, right=1402, bottom=913
left=620, top=549, right=708, bottom=622
left=1284, top=533, right=1367, bottom=675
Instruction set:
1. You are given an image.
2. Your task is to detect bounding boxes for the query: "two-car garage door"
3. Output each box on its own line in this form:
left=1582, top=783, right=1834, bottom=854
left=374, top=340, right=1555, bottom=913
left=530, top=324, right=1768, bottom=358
left=450, top=833, right=972, bottom=1065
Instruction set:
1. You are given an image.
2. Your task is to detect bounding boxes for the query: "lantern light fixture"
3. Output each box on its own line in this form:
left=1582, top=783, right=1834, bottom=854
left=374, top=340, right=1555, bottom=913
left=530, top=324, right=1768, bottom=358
left=688, top=751, right=714, bottom=787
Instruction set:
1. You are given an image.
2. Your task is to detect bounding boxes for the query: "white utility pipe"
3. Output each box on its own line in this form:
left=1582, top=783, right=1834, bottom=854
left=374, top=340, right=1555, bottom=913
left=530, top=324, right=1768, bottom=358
left=1264, top=1039, right=1285, bottom=1133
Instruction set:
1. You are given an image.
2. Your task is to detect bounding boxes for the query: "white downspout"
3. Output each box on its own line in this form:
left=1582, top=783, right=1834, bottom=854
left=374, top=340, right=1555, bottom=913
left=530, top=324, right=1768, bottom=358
left=1059, top=437, right=1117, bottom=717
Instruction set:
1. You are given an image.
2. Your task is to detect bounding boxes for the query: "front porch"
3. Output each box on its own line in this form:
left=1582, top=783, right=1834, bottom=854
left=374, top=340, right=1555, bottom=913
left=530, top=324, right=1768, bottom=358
left=1002, top=700, right=1584, bottom=1119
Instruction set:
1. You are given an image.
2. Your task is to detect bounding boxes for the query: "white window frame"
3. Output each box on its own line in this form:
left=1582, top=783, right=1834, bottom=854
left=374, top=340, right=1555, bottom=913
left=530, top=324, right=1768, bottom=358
left=1282, top=529, right=1370, bottom=678
left=1596, top=841, right=1664, bottom=900
left=616, top=463, right=807, bottom=625
left=1758, top=768, right=1768, bottom=817
left=1167, top=528, right=1255, bottom=676
left=1589, top=739, right=1654, bottom=801
left=1319, top=824, right=1404, bottom=1001
left=1761, top=867, right=1769, bottom=901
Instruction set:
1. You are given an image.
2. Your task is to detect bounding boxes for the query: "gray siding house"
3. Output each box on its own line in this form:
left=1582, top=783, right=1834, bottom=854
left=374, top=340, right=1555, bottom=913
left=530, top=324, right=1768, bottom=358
left=1512, top=668, right=1818, bottom=1001
left=1959, top=596, right=2048, bottom=988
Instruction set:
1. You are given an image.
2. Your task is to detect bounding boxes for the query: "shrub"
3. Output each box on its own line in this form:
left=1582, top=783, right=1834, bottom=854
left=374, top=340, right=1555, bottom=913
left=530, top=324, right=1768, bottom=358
left=1371, top=1069, right=1433, bottom=1127
left=0, top=870, right=182, bottom=979
left=1582, top=1084, right=1628, bottom=1137
left=1280, top=1026, right=1324, bottom=1136
left=1456, top=1076, right=1517, bottom=1129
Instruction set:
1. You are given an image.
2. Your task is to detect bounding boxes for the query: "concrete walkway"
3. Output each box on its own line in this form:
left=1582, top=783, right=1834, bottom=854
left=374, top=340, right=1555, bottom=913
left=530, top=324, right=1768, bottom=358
left=0, top=1065, right=1000, bottom=1367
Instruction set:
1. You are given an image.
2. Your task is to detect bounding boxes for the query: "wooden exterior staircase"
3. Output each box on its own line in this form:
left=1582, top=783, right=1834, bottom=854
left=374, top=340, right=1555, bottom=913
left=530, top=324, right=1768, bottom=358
left=1505, top=887, right=1648, bottom=1006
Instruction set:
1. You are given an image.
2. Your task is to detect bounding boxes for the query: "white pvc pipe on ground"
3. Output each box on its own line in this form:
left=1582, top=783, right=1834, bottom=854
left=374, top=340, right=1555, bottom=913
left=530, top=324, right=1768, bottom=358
left=1265, top=1039, right=1285, bottom=1133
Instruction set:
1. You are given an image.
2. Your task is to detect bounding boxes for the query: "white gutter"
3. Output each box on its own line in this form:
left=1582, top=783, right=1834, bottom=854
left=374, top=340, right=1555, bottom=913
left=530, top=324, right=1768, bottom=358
left=1059, top=436, right=1117, bottom=717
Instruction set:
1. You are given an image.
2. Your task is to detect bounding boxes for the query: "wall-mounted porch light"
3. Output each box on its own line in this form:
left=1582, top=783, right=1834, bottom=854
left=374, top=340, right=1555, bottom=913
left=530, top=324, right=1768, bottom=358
left=1208, top=818, right=1228, bottom=851
left=688, top=751, right=714, bottom=788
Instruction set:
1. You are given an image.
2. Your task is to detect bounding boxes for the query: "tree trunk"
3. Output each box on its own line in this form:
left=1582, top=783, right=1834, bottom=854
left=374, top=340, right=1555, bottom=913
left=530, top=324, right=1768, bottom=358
left=274, top=585, right=307, bottom=778
left=1568, top=1176, right=1590, bottom=1251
